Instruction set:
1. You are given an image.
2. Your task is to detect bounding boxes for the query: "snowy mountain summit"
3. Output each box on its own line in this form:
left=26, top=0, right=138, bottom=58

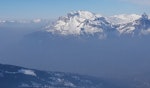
left=46, top=11, right=113, bottom=36
left=46, top=11, right=150, bottom=38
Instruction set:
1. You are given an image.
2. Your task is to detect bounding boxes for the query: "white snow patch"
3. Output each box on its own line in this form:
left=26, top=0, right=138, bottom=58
left=64, top=81, right=76, bottom=87
left=18, top=69, right=36, bottom=76
left=56, top=78, right=76, bottom=87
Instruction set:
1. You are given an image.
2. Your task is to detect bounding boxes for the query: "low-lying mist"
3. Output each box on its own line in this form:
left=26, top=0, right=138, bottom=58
left=0, top=23, right=150, bottom=80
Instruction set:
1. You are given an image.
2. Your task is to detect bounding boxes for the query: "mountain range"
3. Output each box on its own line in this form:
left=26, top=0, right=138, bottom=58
left=45, top=11, right=150, bottom=38
left=1, top=10, right=150, bottom=38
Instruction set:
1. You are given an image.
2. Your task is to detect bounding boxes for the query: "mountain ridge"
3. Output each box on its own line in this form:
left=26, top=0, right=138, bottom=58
left=46, top=11, right=150, bottom=38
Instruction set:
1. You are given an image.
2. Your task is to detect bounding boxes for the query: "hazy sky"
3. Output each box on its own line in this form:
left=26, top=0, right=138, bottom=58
left=0, top=0, right=150, bottom=19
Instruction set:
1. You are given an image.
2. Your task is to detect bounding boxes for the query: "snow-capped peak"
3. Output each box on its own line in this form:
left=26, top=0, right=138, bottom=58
left=46, top=10, right=112, bottom=36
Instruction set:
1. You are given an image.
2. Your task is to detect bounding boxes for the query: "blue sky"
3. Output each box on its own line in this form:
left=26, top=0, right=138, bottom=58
left=0, top=0, right=150, bottom=19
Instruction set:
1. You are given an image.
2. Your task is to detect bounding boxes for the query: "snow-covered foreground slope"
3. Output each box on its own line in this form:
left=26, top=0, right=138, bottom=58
left=46, top=11, right=150, bottom=38
left=1, top=63, right=150, bottom=88
left=0, top=63, right=117, bottom=88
